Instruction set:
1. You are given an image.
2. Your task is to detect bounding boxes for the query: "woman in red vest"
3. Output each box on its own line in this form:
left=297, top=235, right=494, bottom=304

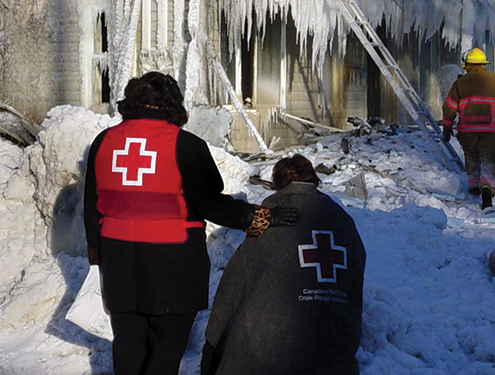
left=84, top=72, right=299, bottom=375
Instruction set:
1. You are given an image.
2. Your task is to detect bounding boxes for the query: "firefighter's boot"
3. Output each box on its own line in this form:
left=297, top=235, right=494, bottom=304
left=481, top=187, right=493, bottom=210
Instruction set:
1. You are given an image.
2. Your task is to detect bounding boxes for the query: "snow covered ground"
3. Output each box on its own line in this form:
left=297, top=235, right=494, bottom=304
left=0, top=105, right=494, bottom=375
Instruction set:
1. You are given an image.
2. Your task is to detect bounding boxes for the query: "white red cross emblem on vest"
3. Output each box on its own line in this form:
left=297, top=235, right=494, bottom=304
left=112, top=138, right=157, bottom=186
left=298, top=230, right=347, bottom=283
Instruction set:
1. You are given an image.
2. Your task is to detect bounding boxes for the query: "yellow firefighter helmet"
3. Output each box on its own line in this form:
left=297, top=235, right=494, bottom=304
left=462, top=47, right=489, bottom=68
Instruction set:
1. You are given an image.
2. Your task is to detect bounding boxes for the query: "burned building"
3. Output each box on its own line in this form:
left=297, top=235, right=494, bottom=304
left=1, top=0, right=494, bottom=151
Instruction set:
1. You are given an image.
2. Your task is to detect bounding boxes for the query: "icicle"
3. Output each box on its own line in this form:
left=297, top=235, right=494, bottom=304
left=93, top=54, right=109, bottom=74
left=218, top=0, right=489, bottom=70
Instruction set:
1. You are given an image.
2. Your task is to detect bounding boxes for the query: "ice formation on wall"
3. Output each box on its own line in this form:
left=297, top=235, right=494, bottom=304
left=184, top=0, right=206, bottom=109
left=107, top=0, right=142, bottom=109
left=172, top=0, right=187, bottom=80
left=104, top=0, right=192, bottom=110
left=219, top=0, right=495, bottom=68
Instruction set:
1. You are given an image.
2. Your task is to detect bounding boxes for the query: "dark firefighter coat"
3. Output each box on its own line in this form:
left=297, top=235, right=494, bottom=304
left=442, top=65, right=495, bottom=133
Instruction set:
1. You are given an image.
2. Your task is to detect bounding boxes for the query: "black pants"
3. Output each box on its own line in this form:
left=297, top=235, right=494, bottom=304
left=458, top=132, right=495, bottom=192
left=110, top=311, right=197, bottom=375
left=200, top=340, right=220, bottom=375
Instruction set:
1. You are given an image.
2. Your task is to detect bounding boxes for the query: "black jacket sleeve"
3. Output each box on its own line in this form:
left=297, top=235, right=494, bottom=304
left=83, top=129, right=109, bottom=250
left=176, top=130, right=255, bottom=230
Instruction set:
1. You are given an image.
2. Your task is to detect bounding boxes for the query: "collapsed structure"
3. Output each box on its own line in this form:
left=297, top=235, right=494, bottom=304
left=1, top=0, right=495, bottom=151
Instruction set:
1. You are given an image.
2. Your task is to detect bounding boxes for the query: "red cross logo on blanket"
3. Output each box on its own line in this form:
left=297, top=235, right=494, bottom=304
left=298, top=230, right=347, bottom=283
left=112, top=138, right=157, bottom=186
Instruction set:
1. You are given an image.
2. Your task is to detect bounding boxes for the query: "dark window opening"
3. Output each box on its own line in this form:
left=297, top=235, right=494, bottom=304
left=101, top=12, right=108, bottom=53
left=367, top=24, right=385, bottom=117
left=241, top=20, right=255, bottom=106
left=101, top=70, right=110, bottom=103
left=99, top=12, right=110, bottom=103
left=367, top=53, right=381, bottom=117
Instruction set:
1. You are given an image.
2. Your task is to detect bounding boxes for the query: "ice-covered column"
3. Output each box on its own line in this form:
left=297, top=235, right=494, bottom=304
left=184, top=0, right=209, bottom=109
left=171, top=0, right=186, bottom=86
left=156, top=0, right=167, bottom=51
left=460, top=0, right=475, bottom=54
left=107, top=0, right=142, bottom=112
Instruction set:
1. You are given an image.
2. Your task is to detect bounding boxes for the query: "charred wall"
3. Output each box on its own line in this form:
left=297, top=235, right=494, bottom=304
left=0, top=1, right=82, bottom=124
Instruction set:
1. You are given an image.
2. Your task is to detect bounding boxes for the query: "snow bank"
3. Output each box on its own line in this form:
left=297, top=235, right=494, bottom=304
left=0, top=139, right=39, bottom=298
left=1, top=107, right=495, bottom=375
left=354, top=202, right=495, bottom=374
left=30, top=106, right=118, bottom=256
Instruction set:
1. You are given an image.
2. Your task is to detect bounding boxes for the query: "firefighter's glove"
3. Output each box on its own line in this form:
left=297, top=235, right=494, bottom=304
left=88, top=247, right=100, bottom=265
left=269, top=207, right=301, bottom=227
left=443, top=126, right=453, bottom=142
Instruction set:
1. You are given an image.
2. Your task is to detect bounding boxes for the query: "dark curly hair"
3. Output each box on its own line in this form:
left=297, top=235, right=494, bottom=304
left=272, top=154, right=321, bottom=191
left=117, top=72, right=188, bottom=126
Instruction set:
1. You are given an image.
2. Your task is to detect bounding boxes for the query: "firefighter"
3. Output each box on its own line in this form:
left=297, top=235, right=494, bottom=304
left=442, top=47, right=495, bottom=210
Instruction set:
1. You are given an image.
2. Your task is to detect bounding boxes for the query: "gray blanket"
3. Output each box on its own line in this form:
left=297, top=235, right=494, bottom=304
left=202, top=182, right=366, bottom=375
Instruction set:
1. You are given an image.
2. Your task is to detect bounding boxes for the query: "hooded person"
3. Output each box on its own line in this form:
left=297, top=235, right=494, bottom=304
left=201, top=154, right=366, bottom=375
left=83, top=71, right=300, bottom=375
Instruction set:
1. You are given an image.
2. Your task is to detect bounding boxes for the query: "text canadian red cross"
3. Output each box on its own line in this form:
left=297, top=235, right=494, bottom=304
left=112, top=137, right=157, bottom=186
left=298, top=230, right=347, bottom=283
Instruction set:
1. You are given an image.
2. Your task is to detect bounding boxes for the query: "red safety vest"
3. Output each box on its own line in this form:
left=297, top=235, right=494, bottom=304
left=94, top=119, right=203, bottom=243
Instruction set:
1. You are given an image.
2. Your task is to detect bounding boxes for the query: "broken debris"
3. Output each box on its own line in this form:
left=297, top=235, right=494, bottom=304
left=344, top=172, right=368, bottom=201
